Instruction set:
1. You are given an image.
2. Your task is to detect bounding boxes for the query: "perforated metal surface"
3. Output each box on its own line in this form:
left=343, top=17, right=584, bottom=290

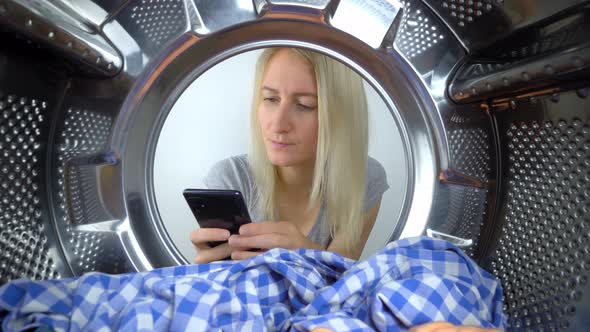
left=58, top=108, right=112, bottom=167
left=442, top=120, right=493, bottom=258
left=126, top=0, right=187, bottom=55
left=448, top=187, right=485, bottom=239
left=57, top=108, right=112, bottom=272
left=67, top=165, right=113, bottom=225
left=395, top=0, right=445, bottom=59
left=490, top=101, right=590, bottom=330
left=440, top=0, right=496, bottom=28
left=58, top=108, right=112, bottom=225
left=423, top=0, right=585, bottom=53
left=442, top=185, right=486, bottom=257
left=0, top=93, right=59, bottom=283
left=449, top=128, right=491, bottom=182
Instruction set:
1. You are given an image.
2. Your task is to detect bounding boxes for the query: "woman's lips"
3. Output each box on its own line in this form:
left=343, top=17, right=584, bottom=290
left=269, top=139, right=293, bottom=148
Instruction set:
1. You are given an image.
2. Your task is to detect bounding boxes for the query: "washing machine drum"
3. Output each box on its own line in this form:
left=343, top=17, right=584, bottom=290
left=0, top=1, right=589, bottom=331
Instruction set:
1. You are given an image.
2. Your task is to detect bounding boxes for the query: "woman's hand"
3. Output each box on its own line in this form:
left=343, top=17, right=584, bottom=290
left=190, top=228, right=232, bottom=264
left=228, top=221, right=324, bottom=260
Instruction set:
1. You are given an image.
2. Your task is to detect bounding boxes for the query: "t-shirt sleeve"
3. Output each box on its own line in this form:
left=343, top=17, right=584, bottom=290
left=202, top=156, right=257, bottom=218
left=364, top=157, right=390, bottom=211
left=203, top=158, right=242, bottom=191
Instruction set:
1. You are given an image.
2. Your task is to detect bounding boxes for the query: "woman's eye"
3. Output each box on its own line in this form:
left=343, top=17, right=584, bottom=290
left=296, top=104, right=314, bottom=111
left=264, top=97, right=279, bottom=103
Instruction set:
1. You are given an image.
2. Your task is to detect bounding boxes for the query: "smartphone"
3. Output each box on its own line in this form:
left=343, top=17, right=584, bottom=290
left=183, top=188, right=252, bottom=248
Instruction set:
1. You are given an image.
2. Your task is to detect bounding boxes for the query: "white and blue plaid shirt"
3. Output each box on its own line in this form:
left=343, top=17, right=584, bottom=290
left=0, top=237, right=505, bottom=331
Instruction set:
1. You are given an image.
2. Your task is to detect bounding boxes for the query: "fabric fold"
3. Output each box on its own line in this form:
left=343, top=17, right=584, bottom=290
left=0, top=237, right=505, bottom=332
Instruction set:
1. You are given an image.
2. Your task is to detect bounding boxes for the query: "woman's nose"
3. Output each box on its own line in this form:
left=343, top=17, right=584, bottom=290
left=271, top=102, right=292, bottom=133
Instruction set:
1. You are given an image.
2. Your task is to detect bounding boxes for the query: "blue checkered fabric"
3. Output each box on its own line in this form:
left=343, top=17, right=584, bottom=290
left=0, top=237, right=505, bottom=331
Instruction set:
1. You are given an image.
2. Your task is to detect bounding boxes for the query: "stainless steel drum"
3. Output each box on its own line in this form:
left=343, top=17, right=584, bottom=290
left=0, top=0, right=589, bottom=330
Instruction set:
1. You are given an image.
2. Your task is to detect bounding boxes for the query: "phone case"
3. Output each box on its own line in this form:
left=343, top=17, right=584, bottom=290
left=183, top=189, right=252, bottom=248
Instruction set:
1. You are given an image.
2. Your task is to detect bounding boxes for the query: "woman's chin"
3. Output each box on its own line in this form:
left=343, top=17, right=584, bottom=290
left=268, top=158, right=294, bottom=167
left=267, top=154, right=298, bottom=167
left=266, top=150, right=315, bottom=168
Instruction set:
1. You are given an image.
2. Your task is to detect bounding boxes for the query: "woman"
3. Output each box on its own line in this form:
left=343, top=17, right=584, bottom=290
left=190, top=47, right=389, bottom=263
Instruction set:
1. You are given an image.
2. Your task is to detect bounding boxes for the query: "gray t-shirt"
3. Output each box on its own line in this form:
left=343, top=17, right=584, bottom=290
left=203, top=155, right=389, bottom=248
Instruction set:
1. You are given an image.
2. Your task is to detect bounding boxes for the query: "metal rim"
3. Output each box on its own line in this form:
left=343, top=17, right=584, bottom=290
left=111, top=17, right=440, bottom=269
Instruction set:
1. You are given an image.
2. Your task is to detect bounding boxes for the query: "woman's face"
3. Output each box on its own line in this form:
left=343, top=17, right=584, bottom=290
left=258, top=49, right=319, bottom=168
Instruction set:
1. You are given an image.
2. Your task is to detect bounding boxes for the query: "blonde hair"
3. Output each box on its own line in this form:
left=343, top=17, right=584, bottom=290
left=249, top=47, right=369, bottom=256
